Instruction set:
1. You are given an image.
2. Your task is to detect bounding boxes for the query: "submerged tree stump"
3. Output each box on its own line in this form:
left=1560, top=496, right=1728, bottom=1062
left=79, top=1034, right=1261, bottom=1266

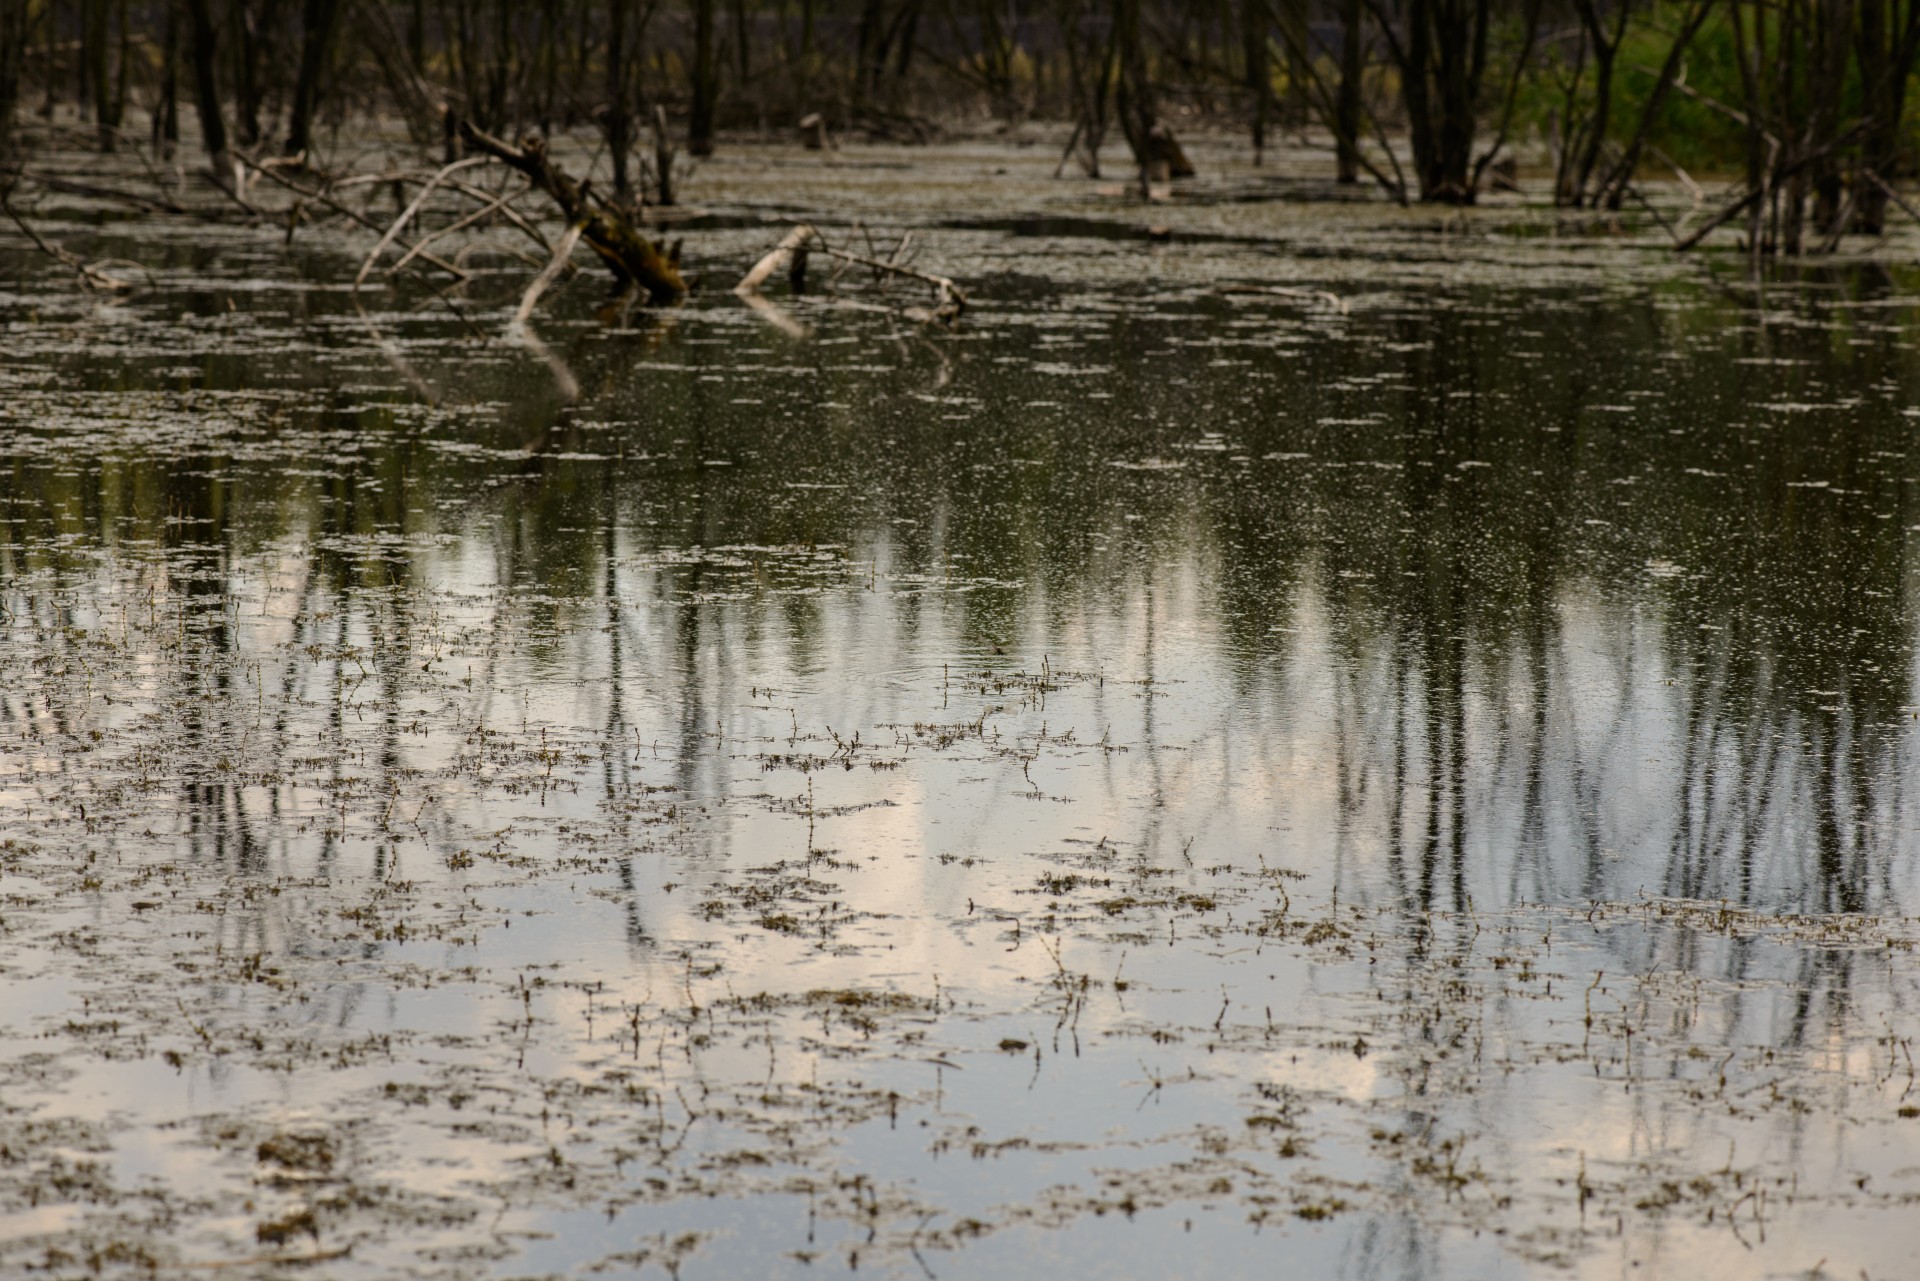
left=458, top=121, right=688, bottom=303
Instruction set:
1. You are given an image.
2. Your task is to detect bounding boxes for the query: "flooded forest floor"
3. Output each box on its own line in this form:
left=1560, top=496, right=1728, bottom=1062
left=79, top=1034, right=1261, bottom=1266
left=5, top=129, right=1920, bottom=1279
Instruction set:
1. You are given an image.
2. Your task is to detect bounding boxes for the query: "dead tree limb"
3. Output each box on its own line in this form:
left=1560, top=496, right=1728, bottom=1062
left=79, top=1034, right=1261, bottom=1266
left=1862, top=171, right=1920, bottom=230
left=737, top=224, right=966, bottom=324
left=354, top=155, right=488, bottom=290
left=239, top=157, right=469, bottom=280
left=1, top=191, right=140, bottom=292
left=386, top=187, right=535, bottom=278
left=458, top=121, right=687, bottom=302
left=508, top=219, right=588, bottom=334
left=815, top=241, right=966, bottom=322
left=736, top=224, right=817, bottom=293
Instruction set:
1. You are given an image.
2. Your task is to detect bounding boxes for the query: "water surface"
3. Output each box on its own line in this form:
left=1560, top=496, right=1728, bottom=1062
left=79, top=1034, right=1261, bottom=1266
left=4, top=137, right=1920, bottom=1278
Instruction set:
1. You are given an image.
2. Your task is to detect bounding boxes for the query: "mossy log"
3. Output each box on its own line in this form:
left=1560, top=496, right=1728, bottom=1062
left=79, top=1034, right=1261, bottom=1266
left=458, top=121, right=688, bottom=303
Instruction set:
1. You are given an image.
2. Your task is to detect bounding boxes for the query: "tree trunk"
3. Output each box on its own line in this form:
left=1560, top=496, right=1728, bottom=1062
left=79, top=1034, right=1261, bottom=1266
left=155, top=5, right=180, bottom=152
left=0, top=0, right=25, bottom=170
left=285, top=0, right=342, bottom=157
left=607, top=0, right=633, bottom=197
left=1242, top=0, right=1267, bottom=163
left=1335, top=0, right=1363, bottom=182
left=1114, top=0, right=1155, bottom=193
left=689, top=0, right=716, bottom=156
left=185, top=0, right=230, bottom=178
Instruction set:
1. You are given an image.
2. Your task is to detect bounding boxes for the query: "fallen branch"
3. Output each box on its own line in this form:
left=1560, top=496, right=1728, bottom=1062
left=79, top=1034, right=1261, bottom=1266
left=354, top=155, right=489, bottom=291
left=1863, top=171, right=1920, bottom=231
left=239, top=157, right=468, bottom=281
left=736, top=224, right=817, bottom=293
left=736, top=224, right=967, bottom=325
left=1, top=191, right=141, bottom=292
left=508, top=219, right=588, bottom=335
left=1672, top=185, right=1762, bottom=253
left=458, top=121, right=687, bottom=303
left=1673, top=123, right=1869, bottom=253
left=386, top=187, right=535, bottom=278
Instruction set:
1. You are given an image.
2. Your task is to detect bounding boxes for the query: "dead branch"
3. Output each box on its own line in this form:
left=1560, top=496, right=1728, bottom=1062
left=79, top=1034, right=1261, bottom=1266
left=736, top=224, right=818, bottom=293
left=1, top=191, right=140, bottom=292
left=1862, top=171, right=1920, bottom=231
left=440, top=176, right=553, bottom=253
left=736, top=224, right=966, bottom=325
left=386, top=187, right=536, bottom=278
left=815, top=241, right=966, bottom=322
left=458, top=121, right=687, bottom=303
left=354, top=155, right=489, bottom=291
left=509, top=220, right=588, bottom=335
left=239, top=157, right=469, bottom=281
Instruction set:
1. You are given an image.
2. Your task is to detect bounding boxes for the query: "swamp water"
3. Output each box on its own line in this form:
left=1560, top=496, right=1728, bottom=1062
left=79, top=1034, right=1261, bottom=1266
left=3, top=139, right=1920, bottom=1279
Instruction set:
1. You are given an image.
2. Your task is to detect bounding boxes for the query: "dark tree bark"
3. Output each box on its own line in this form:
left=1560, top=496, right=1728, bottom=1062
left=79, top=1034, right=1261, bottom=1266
left=285, top=0, right=343, bottom=157
left=184, top=0, right=231, bottom=178
left=155, top=4, right=181, bottom=152
left=1242, top=0, right=1267, bottom=163
left=689, top=0, right=717, bottom=156
left=1371, top=0, right=1537, bottom=203
left=83, top=0, right=128, bottom=149
left=1592, top=0, right=1713, bottom=210
left=234, top=0, right=283, bottom=148
left=1853, top=0, right=1920, bottom=232
left=1335, top=0, right=1364, bottom=182
left=1113, top=0, right=1154, bottom=191
left=0, top=0, right=25, bottom=171
left=606, top=0, right=634, bottom=197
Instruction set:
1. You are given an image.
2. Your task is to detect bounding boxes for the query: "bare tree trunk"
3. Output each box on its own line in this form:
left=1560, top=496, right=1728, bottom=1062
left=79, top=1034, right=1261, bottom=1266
left=156, top=4, right=181, bottom=153
left=1336, top=0, right=1363, bottom=182
left=185, top=0, right=231, bottom=178
left=285, top=0, right=342, bottom=157
left=607, top=0, right=633, bottom=196
left=1853, top=0, right=1920, bottom=233
left=1114, top=0, right=1154, bottom=193
left=1243, top=0, right=1267, bottom=163
left=0, top=0, right=25, bottom=170
left=83, top=0, right=125, bottom=148
left=689, top=0, right=716, bottom=156
left=234, top=0, right=281, bottom=149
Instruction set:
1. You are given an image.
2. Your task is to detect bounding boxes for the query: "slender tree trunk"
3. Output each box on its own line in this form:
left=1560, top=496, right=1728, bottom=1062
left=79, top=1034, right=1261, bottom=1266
left=85, top=0, right=117, bottom=148
left=285, top=0, right=341, bottom=156
left=0, top=0, right=25, bottom=170
left=607, top=0, right=632, bottom=196
left=156, top=5, right=180, bottom=151
left=234, top=0, right=279, bottom=148
left=1114, top=0, right=1155, bottom=193
left=732, top=0, right=749, bottom=85
left=1336, top=0, right=1363, bottom=182
left=689, top=0, right=716, bottom=155
left=185, top=0, right=230, bottom=178
left=1242, top=0, right=1267, bottom=163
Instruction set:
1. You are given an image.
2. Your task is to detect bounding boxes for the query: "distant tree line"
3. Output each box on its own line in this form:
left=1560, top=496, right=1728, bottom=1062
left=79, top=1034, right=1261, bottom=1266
left=0, top=1, right=1918, bottom=239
